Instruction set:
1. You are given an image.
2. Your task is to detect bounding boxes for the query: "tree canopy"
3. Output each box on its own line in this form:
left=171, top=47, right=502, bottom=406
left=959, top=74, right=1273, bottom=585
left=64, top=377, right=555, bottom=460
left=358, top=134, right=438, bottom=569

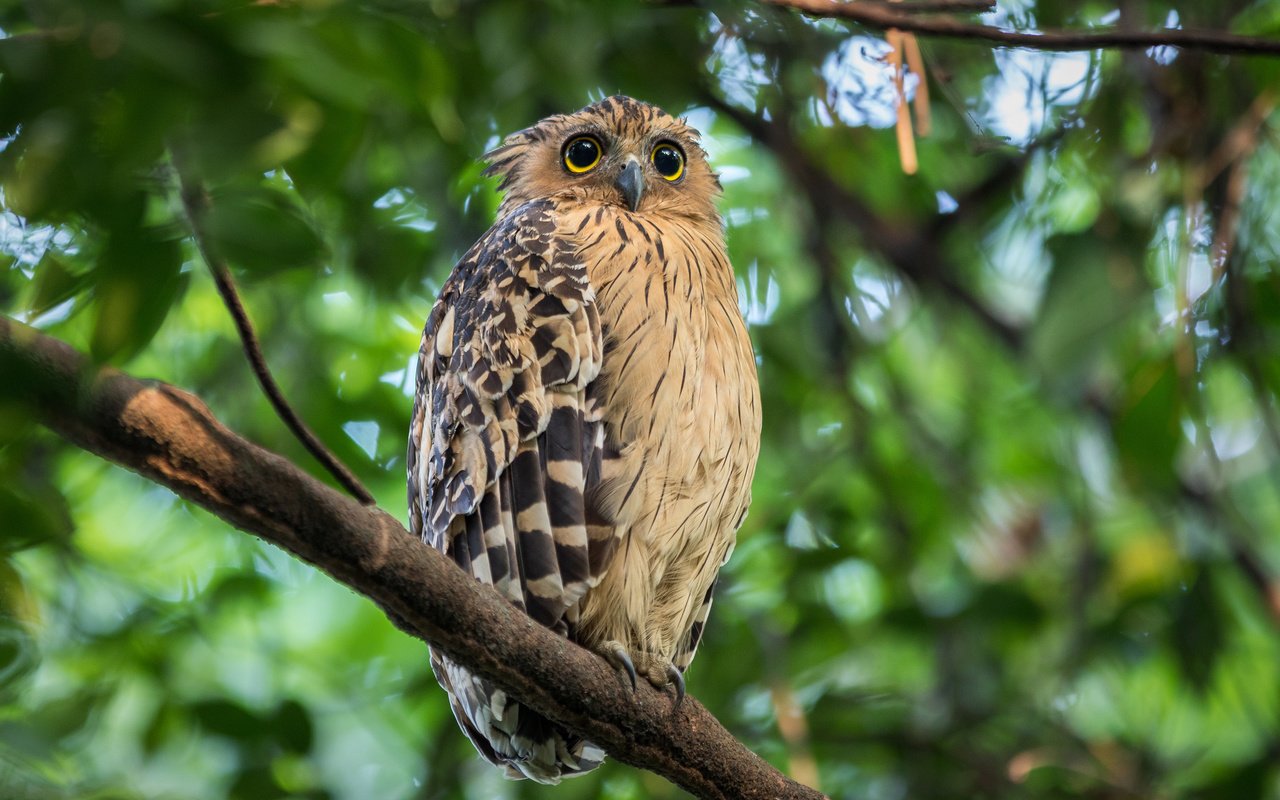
left=2, top=1, right=1280, bottom=798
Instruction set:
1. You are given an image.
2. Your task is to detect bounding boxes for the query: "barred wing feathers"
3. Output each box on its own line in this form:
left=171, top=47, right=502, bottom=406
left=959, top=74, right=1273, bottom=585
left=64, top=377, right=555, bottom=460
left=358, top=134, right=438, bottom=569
left=406, top=199, right=612, bottom=781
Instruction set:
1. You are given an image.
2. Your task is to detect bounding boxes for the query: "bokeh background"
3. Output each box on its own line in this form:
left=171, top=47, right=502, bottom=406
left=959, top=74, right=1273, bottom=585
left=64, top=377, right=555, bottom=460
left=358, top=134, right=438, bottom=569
left=3, top=1, right=1280, bottom=798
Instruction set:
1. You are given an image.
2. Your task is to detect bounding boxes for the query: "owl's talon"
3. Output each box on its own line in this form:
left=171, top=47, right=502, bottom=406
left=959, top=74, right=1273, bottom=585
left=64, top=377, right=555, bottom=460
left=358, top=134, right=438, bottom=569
left=601, top=641, right=637, bottom=691
left=666, top=663, right=685, bottom=708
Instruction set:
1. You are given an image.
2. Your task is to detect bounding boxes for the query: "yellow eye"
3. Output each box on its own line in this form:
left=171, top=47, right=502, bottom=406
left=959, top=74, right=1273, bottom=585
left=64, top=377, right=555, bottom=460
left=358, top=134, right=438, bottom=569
left=563, top=135, right=603, bottom=173
left=651, top=143, right=684, bottom=181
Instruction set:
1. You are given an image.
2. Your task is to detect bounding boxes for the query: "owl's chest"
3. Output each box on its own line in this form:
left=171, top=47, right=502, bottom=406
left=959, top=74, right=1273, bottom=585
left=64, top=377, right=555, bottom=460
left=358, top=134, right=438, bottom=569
left=570, top=208, right=758, bottom=486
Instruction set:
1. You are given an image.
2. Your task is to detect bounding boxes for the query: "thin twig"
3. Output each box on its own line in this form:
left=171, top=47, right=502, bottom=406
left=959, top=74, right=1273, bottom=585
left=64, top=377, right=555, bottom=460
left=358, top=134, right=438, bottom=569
left=861, top=0, right=994, bottom=11
left=886, top=28, right=919, bottom=174
left=765, top=0, right=1280, bottom=57
left=901, top=31, right=931, bottom=135
left=171, top=160, right=376, bottom=506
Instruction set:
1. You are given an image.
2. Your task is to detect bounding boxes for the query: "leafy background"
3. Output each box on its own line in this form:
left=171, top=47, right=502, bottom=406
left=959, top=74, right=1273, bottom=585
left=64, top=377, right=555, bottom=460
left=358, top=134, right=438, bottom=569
left=3, top=0, right=1280, bottom=798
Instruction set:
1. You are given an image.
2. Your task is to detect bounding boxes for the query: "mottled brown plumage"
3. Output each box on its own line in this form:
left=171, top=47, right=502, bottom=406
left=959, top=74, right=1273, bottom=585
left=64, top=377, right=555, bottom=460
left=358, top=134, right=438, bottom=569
left=406, top=95, right=760, bottom=783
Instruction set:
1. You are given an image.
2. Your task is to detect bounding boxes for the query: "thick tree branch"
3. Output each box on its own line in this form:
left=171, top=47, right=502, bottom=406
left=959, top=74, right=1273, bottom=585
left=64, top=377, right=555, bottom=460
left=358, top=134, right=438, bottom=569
left=0, top=315, right=824, bottom=800
left=765, top=0, right=1280, bottom=57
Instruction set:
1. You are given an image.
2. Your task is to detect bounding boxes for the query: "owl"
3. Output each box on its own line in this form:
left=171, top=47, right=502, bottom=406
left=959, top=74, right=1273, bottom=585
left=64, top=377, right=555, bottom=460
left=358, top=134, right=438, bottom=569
left=406, top=95, right=761, bottom=783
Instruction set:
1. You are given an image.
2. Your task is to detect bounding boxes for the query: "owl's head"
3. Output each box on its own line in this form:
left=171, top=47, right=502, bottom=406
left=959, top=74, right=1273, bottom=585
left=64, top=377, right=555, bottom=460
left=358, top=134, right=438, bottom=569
left=482, top=95, right=721, bottom=221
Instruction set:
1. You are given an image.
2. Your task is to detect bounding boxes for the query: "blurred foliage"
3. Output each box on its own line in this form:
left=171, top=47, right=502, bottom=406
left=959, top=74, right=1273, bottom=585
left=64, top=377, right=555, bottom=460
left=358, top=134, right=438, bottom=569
left=2, top=0, right=1280, bottom=798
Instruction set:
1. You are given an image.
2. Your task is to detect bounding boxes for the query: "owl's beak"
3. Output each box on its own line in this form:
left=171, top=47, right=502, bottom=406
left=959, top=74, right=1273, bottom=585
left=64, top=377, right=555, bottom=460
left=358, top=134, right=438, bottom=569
left=615, top=158, right=645, bottom=212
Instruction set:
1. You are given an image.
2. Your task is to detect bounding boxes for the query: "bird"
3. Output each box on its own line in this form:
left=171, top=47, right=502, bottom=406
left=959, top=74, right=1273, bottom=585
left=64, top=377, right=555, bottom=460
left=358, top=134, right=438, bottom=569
left=406, top=95, right=761, bottom=783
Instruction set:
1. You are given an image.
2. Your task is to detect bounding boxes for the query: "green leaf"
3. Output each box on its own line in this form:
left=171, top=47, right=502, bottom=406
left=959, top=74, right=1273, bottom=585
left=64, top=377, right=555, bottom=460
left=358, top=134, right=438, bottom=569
left=191, top=699, right=266, bottom=741
left=29, top=686, right=109, bottom=741
left=141, top=701, right=177, bottom=757
left=0, top=616, right=38, bottom=696
left=205, top=572, right=273, bottom=609
left=27, top=253, right=93, bottom=316
left=1113, top=356, right=1182, bottom=493
left=228, top=765, right=288, bottom=800
left=203, top=186, right=327, bottom=274
left=1030, top=228, right=1146, bottom=381
left=1190, top=755, right=1276, bottom=799
left=272, top=699, right=314, bottom=755
left=1171, top=569, right=1224, bottom=695
left=352, top=223, right=433, bottom=293
left=0, top=481, right=73, bottom=553
left=89, top=228, right=186, bottom=364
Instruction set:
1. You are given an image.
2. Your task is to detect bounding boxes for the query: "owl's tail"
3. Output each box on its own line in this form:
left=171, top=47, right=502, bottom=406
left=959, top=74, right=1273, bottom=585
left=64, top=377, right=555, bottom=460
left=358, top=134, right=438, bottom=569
left=430, top=649, right=606, bottom=783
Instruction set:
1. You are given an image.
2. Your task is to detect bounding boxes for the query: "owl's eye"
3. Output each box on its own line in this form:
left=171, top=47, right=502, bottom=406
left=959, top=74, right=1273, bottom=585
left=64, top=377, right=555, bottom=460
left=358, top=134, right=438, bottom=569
left=651, top=143, right=685, bottom=181
left=563, top=136, right=603, bottom=174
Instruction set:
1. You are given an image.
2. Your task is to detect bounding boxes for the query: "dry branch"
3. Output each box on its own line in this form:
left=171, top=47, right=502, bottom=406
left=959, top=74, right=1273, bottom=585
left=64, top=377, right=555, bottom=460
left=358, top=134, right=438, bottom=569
left=846, top=0, right=995, bottom=12
left=0, top=315, right=825, bottom=800
left=766, top=0, right=1280, bottom=57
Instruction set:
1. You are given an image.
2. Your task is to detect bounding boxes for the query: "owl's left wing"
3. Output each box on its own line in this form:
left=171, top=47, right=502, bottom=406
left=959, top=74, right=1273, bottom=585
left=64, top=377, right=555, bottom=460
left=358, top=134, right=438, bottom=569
left=407, top=198, right=613, bottom=632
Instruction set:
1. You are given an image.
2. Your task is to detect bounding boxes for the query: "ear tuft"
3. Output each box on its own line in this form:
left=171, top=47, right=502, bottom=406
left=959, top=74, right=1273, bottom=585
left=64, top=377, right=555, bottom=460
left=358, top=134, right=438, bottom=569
left=481, top=130, right=535, bottom=188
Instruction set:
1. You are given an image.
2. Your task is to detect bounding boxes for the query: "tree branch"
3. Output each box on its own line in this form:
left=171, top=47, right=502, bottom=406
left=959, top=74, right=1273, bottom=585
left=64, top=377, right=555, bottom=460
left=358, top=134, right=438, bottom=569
left=765, top=0, right=1280, bottom=57
left=171, top=161, right=376, bottom=506
left=0, top=315, right=825, bottom=800
left=840, top=0, right=995, bottom=12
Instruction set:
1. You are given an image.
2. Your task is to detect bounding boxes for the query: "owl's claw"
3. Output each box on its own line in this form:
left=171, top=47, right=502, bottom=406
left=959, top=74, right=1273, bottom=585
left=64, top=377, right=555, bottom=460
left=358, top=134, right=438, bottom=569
left=666, top=663, right=685, bottom=709
left=597, top=642, right=685, bottom=704
left=600, top=641, right=637, bottom=691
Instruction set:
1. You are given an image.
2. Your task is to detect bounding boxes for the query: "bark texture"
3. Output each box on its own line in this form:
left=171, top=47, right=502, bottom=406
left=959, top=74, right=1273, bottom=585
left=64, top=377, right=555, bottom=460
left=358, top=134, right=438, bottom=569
left=0, top=315, right=824, bottom=800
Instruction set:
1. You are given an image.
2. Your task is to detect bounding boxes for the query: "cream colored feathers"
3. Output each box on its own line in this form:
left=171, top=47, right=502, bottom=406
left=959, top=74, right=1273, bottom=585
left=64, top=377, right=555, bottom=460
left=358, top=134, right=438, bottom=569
left=407, top=96, right=760, bottom=783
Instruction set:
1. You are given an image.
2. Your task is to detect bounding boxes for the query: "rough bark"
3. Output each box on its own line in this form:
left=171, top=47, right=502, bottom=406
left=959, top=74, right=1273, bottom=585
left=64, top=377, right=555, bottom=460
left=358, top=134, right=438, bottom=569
left=0, top=315, right=825, bottom=800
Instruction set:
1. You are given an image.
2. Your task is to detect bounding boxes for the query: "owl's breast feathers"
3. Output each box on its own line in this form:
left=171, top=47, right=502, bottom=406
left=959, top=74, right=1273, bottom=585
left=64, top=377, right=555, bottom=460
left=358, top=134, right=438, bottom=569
left=562, top=201, right=760, bottom=671
left=407, top=195, right=760, bottom=782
